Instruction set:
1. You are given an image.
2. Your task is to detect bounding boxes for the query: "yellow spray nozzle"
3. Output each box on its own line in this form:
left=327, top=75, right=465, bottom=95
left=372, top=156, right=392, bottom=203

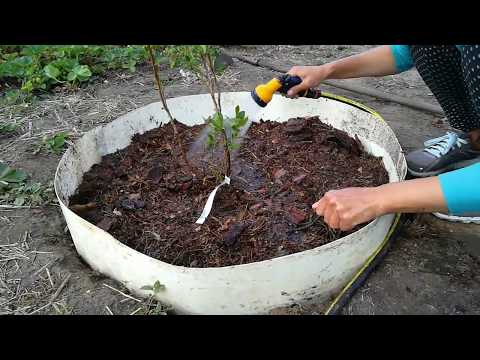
left=251, top=78, right=282, bottom=107
left=251, top=74, right=322, bottom=107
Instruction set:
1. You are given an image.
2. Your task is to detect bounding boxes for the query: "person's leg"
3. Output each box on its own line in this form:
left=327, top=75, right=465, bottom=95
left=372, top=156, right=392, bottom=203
left=412, top=45, right=479, bottom=131
left=460, top=45, right=480, bottom=147
left=406, top=45, right=480, bottom=177
left=407, top=45, right=480, bottom=223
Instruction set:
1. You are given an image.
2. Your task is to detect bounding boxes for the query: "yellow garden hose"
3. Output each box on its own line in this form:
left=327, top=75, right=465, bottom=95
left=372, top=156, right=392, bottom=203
left=324, top=214, right=403, bottom=315
left=319, top=92, right=404, bottom=315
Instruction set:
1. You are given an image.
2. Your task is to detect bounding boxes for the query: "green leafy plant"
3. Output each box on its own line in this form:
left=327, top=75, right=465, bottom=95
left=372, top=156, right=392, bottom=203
left=37, top=132, right=70, bottom=154
left=207, top=105, right=248, bottom=151
left=1, top=182, right=53, bottom=206
left=0, top=162, right=27, bottom=188
left=141, top=280, right=166, bottom=295
left=0, top=45, right=149, bottom=104
left=139, top=280, right=169, bottom=315
left=0, top=121, right=20, bottom=135
left=0, top=162, right=53, bottom=206
left=164, top=45, right=246, bottom=177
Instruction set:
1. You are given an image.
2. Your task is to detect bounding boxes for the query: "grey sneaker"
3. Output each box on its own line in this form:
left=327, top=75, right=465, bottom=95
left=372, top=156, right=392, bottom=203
left=406, top=131, right=480, bottom=177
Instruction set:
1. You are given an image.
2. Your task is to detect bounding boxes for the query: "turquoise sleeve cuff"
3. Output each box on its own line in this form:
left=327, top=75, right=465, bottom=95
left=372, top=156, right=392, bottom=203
left=389, top=45, right=414, bottom=73
left=438, top=163, right=480, bottom=216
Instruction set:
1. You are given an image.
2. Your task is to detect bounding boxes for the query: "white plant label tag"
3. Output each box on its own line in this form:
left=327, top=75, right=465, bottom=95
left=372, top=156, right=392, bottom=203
left=195, top=176, right=231, bottom=225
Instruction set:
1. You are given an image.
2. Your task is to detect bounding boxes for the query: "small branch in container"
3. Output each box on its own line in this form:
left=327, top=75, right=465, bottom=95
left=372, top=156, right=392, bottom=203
left=146, top=45, right=195, bottom=175
left=146, top=45, right=177, bottom=135
left=201, top=51, right=231, bottom=177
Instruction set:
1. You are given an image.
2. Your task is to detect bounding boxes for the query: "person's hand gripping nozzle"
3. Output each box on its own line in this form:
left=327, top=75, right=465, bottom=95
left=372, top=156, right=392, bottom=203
left=251, top=74, right=322, bottom=107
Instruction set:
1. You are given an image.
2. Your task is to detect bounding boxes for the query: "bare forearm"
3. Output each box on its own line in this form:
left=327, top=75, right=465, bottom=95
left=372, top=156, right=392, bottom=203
left=376, top=177, right=448, bottom=215
left=324, top=45, right=398, bottom=80
left=313, top=176, right=448, bottom=231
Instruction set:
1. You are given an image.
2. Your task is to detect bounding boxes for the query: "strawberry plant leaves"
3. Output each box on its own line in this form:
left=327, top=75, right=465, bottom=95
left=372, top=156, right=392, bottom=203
left=44, top=64, right=61, bottom=80
left=0, top=162, right=28, bottom=184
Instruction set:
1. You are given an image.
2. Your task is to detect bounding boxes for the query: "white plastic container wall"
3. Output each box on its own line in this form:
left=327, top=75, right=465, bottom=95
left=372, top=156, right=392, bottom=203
left=55, top=92, right=407, bottom=314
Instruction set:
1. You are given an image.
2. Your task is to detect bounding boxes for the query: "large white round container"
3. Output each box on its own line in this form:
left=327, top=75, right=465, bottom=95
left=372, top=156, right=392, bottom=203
left=54, top=92, right=406, bottom=314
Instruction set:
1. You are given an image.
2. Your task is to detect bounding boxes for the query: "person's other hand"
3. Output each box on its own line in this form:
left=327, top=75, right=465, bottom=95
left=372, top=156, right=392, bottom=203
left=312, top=187, right=384, bottom=231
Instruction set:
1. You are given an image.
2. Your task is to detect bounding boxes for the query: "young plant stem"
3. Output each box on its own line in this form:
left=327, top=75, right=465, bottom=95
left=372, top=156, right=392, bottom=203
left=146, top=45, right=196, bottom=176
left=146, top=45, right=177, bottom=136
left=201, top=55, right=220, bottom=112
left=206, top=54, right=221, bottom=114
left=221, top=130, right=231, bottom=177
left=203, top=53, right=231, bottom=177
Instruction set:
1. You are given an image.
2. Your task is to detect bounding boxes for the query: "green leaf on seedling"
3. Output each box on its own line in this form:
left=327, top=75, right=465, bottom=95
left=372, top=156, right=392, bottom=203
left=41, top=132, right=70, bottom=154
left=141, top=280, right=165, bottom=294
left=207, top=133, right=216, bottom=149
left=44, top=64, right=61, bottom=80
left=211, top=112, right=224, bottom=130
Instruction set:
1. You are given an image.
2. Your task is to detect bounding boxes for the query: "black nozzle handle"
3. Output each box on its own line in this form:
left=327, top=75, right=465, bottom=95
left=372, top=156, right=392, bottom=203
left=277, top=74, right=322, bottom=99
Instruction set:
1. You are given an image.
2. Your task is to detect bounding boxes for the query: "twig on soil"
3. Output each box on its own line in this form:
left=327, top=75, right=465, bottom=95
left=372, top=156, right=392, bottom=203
left=130, top=307, right=142, bottom=315
left=295, top=215, right=320, bottom=231
left=45, top=268, right=54, bottom=288
left=52, top=303, right=61, bottom=314
left=50, top=273, right=71, bottom=304
left=105, top=305, right=114, bottom=315
left=27, top=302, right=51, bottom=315
left=21, top=231, right=30, bottom=250
left=241, top=148, right=260, bottom=161
left=0, top=243, right=30, bottom=263
left=103, top=283, right=141, bottom=303
left=0, top=205, right=35, bottom=209
left=0, top=297, right=16, bottom=308
left=33, top=257, right=59, bottom=277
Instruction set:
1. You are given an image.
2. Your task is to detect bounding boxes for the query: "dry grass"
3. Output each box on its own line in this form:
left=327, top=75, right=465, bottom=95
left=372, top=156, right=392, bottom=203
left=0, top=231, right=73, bottom=315
left=101, top=282, right=170, bottom=315
left=0, top=86, right=145, bottom=161
left=0, top=235, right=168, bottom=315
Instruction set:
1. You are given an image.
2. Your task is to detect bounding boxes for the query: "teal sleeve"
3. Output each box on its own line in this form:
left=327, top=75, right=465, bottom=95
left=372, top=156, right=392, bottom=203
left=389, top=45, right=414, bottom=73
left=438, top=163, right=480, bottom=215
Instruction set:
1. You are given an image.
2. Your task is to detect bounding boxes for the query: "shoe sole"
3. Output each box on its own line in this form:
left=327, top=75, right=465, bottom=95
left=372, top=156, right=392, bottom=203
left=407, top=157, right=480, bottom=178
left=432, top=212, right=480, bottom=224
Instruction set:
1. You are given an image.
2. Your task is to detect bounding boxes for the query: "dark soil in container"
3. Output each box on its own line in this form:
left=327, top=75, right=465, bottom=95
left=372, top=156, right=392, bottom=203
left=69, top=116, right=389, bottom=267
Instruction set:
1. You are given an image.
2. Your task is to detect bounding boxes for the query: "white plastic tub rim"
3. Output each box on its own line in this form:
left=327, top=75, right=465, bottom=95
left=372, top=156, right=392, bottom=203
left=55, top=91, right=407, bottom=315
